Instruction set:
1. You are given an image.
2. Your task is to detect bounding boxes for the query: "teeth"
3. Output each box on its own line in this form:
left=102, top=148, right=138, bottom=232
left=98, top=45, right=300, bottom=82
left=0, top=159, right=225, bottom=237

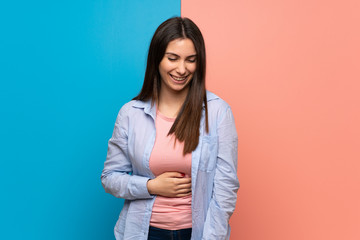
left=172, top=75, right=187, bottom=81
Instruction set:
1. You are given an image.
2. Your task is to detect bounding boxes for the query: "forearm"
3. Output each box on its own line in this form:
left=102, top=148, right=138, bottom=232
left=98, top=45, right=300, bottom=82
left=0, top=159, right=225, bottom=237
left=101, top=171, right=152, bottom=200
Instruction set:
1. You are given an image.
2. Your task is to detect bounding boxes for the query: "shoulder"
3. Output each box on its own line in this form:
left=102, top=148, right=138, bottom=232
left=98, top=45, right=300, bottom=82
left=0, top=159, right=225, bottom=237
left=205, top=91, right=237, bottom=138
left=116, top=99, right=150, bottom=119
left=205, top=90, right=236, bottom=132
left=206, top=90, right=232, bottom=115
left=117, top=100, right=135, bottom=117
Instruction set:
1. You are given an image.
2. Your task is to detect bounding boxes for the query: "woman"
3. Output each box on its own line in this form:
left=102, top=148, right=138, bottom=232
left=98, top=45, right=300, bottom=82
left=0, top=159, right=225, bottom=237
left=101, top=17, right=239, bottom=240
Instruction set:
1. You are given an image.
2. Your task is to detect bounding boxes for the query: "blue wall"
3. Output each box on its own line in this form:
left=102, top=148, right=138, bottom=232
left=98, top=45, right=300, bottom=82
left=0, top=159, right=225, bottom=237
left=0, top=1, right=180, bottom=239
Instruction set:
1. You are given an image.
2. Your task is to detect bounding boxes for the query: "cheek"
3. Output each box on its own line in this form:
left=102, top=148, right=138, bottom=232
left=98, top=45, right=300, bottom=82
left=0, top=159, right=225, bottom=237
left=186, top=62, right=196, bottom=73
left=159, top=64, right=169, bottom=77
left=189, top=65, right=197, bottom=74
left=160, top=61, right=175, bottom=73
left=160, top=70, right=169, bottom=82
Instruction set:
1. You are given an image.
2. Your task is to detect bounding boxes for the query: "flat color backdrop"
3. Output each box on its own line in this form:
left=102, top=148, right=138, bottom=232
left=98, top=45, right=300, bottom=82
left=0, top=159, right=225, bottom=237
left=0, top=1, right=179, bottom=239
left=2, top=0, right=359, bottom=239
left=182, top=0, right=360, bottom=239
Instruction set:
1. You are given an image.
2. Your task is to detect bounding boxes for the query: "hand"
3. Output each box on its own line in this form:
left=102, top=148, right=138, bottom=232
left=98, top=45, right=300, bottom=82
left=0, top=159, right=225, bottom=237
left=147, top=172, right=191, bottom=198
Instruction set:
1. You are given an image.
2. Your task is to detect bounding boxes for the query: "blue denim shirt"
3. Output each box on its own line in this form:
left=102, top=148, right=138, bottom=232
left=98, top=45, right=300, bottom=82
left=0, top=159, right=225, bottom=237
left=101, top=91, right=239, bottom=240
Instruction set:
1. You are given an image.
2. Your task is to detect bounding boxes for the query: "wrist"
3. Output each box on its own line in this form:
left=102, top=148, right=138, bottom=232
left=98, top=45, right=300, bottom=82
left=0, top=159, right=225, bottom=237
left=147, top=179, right=154, bottom=195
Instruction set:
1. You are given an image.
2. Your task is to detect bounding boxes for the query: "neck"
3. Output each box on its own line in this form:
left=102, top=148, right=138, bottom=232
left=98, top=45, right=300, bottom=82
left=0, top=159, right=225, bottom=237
left=158, top=87, right=188, bottom=118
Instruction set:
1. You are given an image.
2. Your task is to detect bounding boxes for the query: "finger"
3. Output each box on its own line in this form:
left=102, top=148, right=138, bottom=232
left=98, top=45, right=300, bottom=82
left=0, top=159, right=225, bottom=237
left=175, top=187, right=192, bottom=194
left=162, top=172, right=185, bottom=178
left=174, top=191, right=192, bottom=197
left=174, top=172, right=186, bottom=178
left=174, top=177, right=191, bottom=184
left=175, top=182, right=192, bottom=190
left=174, top=185, right=191, bottom=194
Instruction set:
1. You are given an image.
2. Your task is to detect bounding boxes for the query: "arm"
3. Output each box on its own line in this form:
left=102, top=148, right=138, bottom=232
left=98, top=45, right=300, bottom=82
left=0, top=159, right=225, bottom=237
left=101, top=105, right=153, bottom=200
left=202, top=106, right=240, bottom=240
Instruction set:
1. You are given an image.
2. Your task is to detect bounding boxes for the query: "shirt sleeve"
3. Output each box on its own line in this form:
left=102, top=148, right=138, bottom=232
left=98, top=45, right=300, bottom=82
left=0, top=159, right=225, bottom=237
left=202, top=106, right=240, bottom=240
left=101, top=105, right=153, bottom=200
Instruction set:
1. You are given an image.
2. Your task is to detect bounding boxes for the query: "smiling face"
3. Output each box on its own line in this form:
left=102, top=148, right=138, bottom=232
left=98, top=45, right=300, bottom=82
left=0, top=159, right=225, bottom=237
left=159, top=38, right=197, bottom=96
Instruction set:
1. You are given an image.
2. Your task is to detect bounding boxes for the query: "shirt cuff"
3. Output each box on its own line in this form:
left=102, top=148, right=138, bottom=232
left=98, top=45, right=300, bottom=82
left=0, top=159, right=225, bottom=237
left=128, top=175, right=153, bottom=199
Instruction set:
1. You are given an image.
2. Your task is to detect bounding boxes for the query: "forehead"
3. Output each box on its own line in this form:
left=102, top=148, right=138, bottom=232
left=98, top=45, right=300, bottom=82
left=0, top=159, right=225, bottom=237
left=165, top=38, right=196, bottom=56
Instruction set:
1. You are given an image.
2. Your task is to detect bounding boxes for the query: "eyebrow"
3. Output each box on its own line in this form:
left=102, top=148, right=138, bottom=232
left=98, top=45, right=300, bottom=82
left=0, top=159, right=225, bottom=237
left=165, top=52, right=197, bottom=58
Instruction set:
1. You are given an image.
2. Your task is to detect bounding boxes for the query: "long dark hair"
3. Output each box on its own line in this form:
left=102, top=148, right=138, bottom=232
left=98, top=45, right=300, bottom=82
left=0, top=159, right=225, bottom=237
left=133, top=17, right=208, bottom=154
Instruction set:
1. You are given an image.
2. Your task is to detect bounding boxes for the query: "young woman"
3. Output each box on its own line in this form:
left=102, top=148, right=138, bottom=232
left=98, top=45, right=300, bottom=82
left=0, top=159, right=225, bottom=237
left=101, top=17, right=239, bottom=240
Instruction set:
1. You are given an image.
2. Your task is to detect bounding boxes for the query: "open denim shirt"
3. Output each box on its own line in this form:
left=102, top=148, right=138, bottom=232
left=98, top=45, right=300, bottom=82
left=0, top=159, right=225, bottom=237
left=101, top=91, right=239, bottom=240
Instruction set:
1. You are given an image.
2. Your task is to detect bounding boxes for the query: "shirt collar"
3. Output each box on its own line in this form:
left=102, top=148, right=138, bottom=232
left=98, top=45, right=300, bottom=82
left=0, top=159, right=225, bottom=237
left=132, top=98, right=156, bottom=120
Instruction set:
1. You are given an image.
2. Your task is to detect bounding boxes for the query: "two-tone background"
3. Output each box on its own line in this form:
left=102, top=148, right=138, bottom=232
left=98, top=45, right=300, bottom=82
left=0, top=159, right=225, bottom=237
left=1, top=1, right=359, bottom=239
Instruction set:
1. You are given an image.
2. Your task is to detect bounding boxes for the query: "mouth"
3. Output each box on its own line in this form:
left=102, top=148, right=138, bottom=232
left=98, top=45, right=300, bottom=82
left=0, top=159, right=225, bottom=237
left=170, top=74, right=188, bottom=83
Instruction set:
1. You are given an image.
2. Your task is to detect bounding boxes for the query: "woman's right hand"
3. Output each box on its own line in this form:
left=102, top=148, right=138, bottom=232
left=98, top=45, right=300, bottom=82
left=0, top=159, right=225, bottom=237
left=147, top=172, right=191, bottom=197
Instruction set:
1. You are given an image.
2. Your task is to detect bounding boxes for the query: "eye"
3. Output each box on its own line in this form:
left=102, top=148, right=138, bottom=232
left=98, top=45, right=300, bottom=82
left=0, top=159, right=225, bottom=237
left=187, top=58, right=196, bottom=63
left=168, top=57, right=177, bottom=61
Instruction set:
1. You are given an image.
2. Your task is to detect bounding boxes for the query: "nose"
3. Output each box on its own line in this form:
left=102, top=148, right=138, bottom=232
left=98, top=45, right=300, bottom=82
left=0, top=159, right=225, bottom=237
left=176, top=61, right=186, bottom=76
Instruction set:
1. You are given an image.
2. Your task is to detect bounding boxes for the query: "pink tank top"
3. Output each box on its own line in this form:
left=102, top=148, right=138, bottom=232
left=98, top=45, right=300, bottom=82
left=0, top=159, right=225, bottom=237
left=149, top=110, right=192, bottom=230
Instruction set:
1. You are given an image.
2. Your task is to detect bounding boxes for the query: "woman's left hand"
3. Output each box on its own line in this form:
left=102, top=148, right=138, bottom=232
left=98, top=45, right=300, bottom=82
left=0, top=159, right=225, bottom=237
left=147, top=171, right=191, bottom=197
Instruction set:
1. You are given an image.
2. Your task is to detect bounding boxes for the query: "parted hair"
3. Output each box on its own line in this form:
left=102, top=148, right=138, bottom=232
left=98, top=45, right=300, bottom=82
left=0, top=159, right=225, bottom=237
left=133, top=17, right=208, bottom=155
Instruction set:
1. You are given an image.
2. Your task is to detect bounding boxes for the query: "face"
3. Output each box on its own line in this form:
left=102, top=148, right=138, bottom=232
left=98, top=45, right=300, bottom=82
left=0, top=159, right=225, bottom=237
left=159, top=38, right=197, bottom=95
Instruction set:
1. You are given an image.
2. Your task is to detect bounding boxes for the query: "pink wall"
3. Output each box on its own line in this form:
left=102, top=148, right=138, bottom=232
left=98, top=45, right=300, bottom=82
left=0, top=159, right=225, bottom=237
left=182, top=1, right=360, bottom=239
